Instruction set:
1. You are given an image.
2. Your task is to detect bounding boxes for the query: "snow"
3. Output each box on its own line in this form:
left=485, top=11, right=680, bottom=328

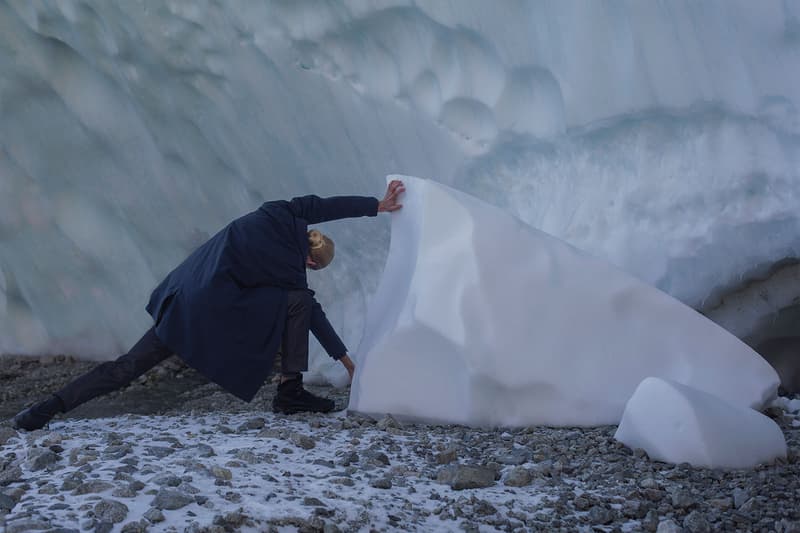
left=0, top=1, right=798, bottom=369
left=614, top=377, right=787, bottom=469
left=0, top=412, right=555, bottom=532
left=350, top=176, right=779, bottom=427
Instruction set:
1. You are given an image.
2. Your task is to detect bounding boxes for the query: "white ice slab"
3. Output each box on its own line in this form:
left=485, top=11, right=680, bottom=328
left=349, top=176, right=779, bottom=427
left=614, top=377, right=786, bottom=468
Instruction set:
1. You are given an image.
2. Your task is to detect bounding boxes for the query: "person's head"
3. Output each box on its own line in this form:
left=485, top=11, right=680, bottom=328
left=306, top=229, right=334, bottom=270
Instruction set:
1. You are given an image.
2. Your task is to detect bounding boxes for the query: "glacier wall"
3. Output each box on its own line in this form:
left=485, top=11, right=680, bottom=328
left=1, top=1, right=799, bottom=371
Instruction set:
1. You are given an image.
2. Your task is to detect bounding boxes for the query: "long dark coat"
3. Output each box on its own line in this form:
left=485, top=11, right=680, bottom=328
left=146, top=195, right=379, bottom=401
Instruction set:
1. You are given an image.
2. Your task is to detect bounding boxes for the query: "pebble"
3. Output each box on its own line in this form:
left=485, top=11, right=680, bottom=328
left=94, top=499, right=129, bottom=523
left=503, top=466, right=532, bottom=487
left=370, top=477, right=392, bottom=489
left=143, top=507, right=165, bottom=523
left=436, top=465, right=496, bottom=490
left=290, top=433, right=316, bottom=450
left=151, top=488, right=194, bottom=510
left=683, top=510, right=711, bottom=533
left=657, top=519, right=683, bottom=533
left=27, top=449, right=59, bottom=471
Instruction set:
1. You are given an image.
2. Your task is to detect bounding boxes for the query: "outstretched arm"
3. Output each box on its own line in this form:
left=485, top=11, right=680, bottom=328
left=287, top=179, right=406, bottom=223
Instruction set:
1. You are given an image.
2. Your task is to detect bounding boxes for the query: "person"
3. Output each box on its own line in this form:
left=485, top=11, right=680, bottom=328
left=12, top=179, right=406, bottom=431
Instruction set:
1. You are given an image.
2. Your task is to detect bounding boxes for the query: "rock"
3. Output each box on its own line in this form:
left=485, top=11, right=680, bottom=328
left=739, top=497, right=757, bottom=514
left=120, top=520, right=148, bottom=533
left=775, top=519, right=800, bottom=533
left=573, top=496, right=591, bottom=511
left=143, top=507, right=165, bottom=523
left=0, top=492, right=15, bottom=511
left=0, top=427, right=18, bottom=446
left=370, top=477, right=392, bottom=489
left=587, top=505, right=614, bottom=525
left=435, top=446, right=459, bottom=464
left=290, top=433, right=316, bottom=450
left=27, top=449, right=59, bottom=470
left=211, top=466, right=232, bottom=480
left=60, top=472, right=86, bottom=491
left=74, top=481, right=115, bottom=495
left=192, top=443, right=216, bottom=457
left=234, top=450, right=259, bottom=464
left=732, top=488, right=749, bottom=508
left=151, top=488, right=194, bottom=510
left=494, top=448, right=530, bottom=465
left=503, top=466, right=531, bottom=487
left=94, top=499, right=129, bottom=524
left=671, top=488, right=696, bottom=508
left=436, top=465, right=495, bottom=490
left=335, top=452, right=357, bottom=468
left=237, top=417, right=266, bottom=431
left=683, top=510, right=711, bottom=533
left=151, top=473, right=182, bottom=487
left=377, top=415, right=401, bottom=430
left=657, top=519, right=683, bottom=533
left=707, top=497, right=732, bottom=510
left=5, top=520, right=52, bottom=533
left=145, top=446, right=174, bottom=458
left=364, top=450, right=390, bottom=466
left=639, top=477, right=660, bottom=489
left=95, top=521, right=114, bottom=533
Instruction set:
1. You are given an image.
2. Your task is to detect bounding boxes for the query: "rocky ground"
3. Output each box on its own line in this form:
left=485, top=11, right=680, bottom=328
left=1, top=355, right=799, bottom=532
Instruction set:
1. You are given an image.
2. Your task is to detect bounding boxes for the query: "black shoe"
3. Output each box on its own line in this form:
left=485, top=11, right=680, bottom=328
left=12, top=395, right=63, bottom=431
left=272, top=377, right=335, bottom=414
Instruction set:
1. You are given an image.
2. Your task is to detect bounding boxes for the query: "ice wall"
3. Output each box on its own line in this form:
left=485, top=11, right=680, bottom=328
left=1, top=1, right=798, bottom=369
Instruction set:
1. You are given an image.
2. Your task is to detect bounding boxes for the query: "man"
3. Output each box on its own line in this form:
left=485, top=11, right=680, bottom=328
left=13, top=179, right=405, bottom=431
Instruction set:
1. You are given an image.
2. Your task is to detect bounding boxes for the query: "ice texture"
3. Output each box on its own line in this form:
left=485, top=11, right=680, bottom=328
left=0, top=2, right=799, bottom=370
left=615, top=377, right=787, bottom=468
left=349, top=176, right=779, bottom=427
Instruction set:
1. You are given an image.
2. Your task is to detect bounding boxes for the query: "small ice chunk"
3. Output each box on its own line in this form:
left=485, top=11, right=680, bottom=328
left=614, top=377, right=787, bottom=469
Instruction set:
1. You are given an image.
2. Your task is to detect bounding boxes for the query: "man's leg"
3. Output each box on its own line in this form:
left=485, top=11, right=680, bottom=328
left=280, top=290, right=313, bottom=381
left=273, top=290, right=335, bottom=413
left=13, top=327, right=173, bottom=430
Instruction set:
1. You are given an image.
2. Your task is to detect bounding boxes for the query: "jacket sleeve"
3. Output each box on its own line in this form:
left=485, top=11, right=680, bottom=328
left=310, top=297, right=348, bottom=360
left=288, top=195, right=379, bottom=224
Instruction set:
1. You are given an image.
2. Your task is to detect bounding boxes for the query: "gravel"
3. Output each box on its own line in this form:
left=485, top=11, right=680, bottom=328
left=0, top=355, right=798, bottom=531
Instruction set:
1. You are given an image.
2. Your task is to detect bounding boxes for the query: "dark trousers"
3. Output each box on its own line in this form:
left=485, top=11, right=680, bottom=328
left=54, top=289, right=313, bottom=412
left=55, top=327, right=172, bottom=411
left=280, top=290, right=313, bottom=376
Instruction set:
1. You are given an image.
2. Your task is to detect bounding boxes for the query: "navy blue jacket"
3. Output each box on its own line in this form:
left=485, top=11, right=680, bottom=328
left=146, top=195, right=379, bottom=401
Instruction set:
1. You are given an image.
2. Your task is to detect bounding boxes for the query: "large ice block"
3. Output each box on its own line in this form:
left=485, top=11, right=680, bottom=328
left=349, top=176, right=779, bottom=427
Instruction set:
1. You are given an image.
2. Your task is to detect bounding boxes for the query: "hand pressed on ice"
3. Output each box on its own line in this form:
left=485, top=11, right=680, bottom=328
left=339, top=354, right=356, bottom=383
left=378, top=179, right=405, bottom=212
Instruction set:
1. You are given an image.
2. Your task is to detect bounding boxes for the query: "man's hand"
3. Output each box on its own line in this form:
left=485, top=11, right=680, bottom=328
left=378, top=179, right=405, bottom=212
left=339, top=354, right=356, bottom=383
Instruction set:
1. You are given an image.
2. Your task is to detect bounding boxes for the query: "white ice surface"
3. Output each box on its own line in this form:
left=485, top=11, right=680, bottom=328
left=350, top=176, right=779, bottom=427
left=615, top=377, right=787, bottom=469
left=0, top=1, right=799, bottom=370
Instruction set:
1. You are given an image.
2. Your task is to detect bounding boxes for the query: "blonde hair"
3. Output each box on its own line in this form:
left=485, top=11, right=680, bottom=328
left=308, top=229, right=335, bottom=268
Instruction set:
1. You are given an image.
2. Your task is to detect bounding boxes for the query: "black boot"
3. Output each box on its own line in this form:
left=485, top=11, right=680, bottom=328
left=272, top=376, right=335, bottom=414
left=12, top=395, right=64, bottom=431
